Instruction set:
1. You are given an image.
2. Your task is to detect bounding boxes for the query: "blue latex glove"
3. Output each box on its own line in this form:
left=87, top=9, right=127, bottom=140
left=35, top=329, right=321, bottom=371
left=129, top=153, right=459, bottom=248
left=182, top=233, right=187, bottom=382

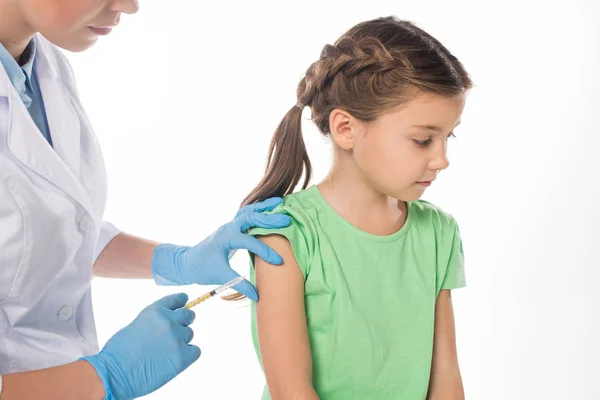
left=151, top=197, right=290, bottom=301
left=81, top=293, right=199, bottom=400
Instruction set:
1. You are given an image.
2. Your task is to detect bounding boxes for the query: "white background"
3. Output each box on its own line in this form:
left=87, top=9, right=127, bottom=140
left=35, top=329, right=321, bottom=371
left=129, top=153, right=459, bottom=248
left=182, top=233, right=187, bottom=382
left=65, top=0, right=599, bottom=399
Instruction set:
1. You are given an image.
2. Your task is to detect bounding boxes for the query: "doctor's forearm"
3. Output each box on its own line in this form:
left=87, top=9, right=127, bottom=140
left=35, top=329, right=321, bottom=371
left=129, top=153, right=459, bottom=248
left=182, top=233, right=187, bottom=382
left=1, top=360, right=105, bottom=400
left=93, top=233, right=158, bottom=279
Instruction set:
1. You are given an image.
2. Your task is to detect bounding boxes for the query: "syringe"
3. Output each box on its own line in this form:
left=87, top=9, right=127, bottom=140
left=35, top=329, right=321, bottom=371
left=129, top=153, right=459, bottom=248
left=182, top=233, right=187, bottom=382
left=184, top=276, right=247, bottom=309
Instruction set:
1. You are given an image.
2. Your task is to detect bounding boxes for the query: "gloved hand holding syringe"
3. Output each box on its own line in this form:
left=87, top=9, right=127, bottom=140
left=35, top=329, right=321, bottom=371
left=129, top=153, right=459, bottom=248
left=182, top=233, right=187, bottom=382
left=78, top=198, right=287, bottom=400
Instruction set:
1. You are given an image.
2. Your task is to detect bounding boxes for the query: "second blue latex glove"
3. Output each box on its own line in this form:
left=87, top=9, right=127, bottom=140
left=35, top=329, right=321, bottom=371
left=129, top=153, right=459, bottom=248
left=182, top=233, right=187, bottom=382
left=81, top=293, right=200, bottom=400
left=151, top=197, right=290, bottom=301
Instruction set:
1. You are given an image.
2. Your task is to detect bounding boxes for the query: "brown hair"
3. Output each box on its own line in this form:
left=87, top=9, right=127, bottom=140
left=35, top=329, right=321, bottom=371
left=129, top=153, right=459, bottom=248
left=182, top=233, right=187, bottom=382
left=242, top=16, right=473, bottom=207
left=224, top=16, right=473, bottom=301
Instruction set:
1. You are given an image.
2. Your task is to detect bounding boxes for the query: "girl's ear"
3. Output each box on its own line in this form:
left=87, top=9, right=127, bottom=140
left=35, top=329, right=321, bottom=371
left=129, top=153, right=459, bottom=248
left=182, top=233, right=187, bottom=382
left=328, top=108, right=365, bottom=150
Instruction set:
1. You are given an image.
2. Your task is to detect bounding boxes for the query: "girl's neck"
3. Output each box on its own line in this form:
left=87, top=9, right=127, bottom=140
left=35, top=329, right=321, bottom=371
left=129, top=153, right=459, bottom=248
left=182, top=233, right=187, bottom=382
left=318, top=156, right=408, bottom=236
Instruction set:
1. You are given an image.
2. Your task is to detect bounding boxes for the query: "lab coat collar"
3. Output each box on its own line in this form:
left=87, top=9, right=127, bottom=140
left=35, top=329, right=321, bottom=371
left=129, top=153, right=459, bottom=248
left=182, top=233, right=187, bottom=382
left=0, top=40, right=36, bottom=107
left=20, top=40, right=36, bottom=83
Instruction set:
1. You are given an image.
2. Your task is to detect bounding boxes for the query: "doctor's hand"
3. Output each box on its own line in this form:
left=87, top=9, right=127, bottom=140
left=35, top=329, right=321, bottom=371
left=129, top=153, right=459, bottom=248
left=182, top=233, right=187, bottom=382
left=150, top=197, right=290, bottom=301
left=81, top=293, right=199, bottom=400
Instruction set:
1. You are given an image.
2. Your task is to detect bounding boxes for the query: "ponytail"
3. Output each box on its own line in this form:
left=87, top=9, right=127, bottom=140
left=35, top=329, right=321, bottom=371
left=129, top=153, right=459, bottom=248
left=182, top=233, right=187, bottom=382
left=241, top=105, right=312, bottom=207
left=221, top=105, right=311, bottom=302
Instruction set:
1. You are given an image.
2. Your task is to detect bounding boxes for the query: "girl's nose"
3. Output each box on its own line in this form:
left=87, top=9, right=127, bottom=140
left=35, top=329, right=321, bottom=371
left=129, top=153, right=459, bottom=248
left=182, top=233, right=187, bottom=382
left=429, top=143, right=450, bottom=171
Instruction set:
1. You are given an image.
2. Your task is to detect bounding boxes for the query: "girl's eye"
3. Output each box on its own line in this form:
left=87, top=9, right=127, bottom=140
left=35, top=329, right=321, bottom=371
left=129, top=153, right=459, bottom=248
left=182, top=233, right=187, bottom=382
left=414, top=132, right=456, bottom=148
left=414, top=138, right=433, bottom=148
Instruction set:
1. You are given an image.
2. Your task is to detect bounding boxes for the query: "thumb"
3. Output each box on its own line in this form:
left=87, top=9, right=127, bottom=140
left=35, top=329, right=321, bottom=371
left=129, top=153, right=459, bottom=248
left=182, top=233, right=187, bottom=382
left=152, top=293, right=189, bottom=310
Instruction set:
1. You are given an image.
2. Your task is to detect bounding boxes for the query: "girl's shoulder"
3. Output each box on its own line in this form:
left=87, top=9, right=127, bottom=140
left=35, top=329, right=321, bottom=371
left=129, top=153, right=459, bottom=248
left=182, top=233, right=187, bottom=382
left=281, top=185, right=323, bottom=208
left=249, top=188, right=323, bottom=274
left=270, top=185, right=327, bottom=222
left=409, top=199, right=460, bottom=232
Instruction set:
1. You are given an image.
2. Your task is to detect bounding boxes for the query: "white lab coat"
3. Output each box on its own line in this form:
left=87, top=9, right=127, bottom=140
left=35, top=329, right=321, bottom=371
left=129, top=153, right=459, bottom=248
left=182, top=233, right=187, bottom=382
left=0, top=35, right=121, bottom=374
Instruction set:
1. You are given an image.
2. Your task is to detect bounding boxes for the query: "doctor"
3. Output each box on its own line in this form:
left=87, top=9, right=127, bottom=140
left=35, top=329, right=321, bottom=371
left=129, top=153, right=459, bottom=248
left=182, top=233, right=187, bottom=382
left=0, top=0, right=290, bottom=399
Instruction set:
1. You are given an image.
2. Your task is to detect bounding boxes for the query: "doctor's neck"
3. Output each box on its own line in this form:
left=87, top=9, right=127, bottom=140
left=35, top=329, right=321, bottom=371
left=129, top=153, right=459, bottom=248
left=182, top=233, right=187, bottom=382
left=0, top=1, right=36, bottom=61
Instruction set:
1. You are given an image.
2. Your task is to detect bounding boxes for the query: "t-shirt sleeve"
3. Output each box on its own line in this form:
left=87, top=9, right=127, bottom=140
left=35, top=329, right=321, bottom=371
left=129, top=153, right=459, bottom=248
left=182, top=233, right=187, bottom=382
left=248, top=203, right=314, bottom=279
left=439, top=219, right=467, bottom=291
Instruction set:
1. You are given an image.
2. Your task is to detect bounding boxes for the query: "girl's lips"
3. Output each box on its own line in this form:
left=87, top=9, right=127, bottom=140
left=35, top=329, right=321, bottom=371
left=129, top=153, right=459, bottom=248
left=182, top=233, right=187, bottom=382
left=416, top=181, right=432, bottom=187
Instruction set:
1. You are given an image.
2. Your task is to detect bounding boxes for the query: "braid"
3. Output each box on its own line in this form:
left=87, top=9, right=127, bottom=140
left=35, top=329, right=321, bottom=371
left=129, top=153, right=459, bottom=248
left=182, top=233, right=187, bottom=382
left=297, top=37, right=408, bottom=107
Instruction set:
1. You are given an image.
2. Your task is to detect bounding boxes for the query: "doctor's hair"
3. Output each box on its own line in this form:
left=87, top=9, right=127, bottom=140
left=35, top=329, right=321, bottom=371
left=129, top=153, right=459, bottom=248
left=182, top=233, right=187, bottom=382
left=241, top=16, right=473, bottom=207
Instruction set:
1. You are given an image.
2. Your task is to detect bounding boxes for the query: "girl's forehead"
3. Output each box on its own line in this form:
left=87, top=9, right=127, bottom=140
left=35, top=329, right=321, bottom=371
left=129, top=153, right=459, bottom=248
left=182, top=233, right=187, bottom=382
left=381, top=92, right=466, bottom=127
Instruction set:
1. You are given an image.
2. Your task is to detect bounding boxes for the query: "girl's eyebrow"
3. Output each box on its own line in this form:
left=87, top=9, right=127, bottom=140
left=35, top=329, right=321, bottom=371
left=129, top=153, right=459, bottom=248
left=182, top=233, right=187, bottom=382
left=412, top=121, right=462, bottom=132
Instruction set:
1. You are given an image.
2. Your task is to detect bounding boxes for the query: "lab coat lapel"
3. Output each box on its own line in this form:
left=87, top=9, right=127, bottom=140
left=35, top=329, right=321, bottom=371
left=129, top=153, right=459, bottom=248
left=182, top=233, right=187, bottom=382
left=3, top=40, right=92, bottom=213
left=34, top=44, right=83, bottom=181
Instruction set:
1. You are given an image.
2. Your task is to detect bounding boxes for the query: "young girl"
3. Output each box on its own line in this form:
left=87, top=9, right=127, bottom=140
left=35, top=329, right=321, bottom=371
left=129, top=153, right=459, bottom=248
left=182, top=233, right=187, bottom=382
left=244, top=16, right=472, bottom=400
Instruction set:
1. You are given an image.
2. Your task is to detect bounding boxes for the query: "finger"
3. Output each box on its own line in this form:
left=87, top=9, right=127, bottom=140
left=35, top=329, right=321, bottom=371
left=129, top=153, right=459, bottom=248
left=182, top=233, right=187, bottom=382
left=224, top=268, right=258, bottom=301
left=174, top=343, right=201, bottom=373
left=231, top=235, right=283, bottom=265
left=211, top=266, right=259, bottom=301
left=249, top=197, right=285, bottom=213
left=180, top=326, right=194, bottom=344
left=172, top=308, right=196, bottom=326
left=232, top=278, right=259, bottom=302
left=182, top=345, right=202, bottom=368
left=238, top=212, right=291, bottom=233
left=152, top=293, right=189, bottom=310
left=235, top=197, right=284, bottom=218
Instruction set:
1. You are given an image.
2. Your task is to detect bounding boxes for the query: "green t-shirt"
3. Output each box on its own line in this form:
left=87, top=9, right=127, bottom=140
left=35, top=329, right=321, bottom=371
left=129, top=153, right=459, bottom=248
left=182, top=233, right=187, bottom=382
left=250, top=185, right=466, bottom=400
